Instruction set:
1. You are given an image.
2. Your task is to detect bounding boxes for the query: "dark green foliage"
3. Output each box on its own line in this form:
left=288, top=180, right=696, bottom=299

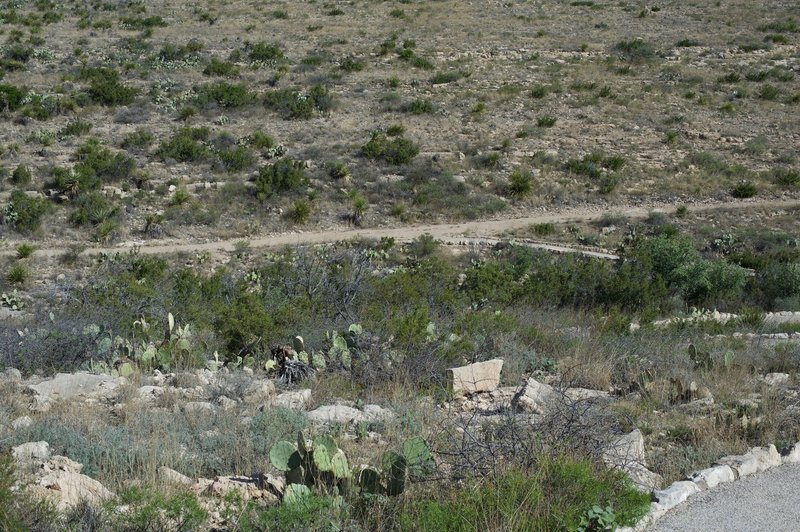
left=75, top=139, right=136, bottom=183
left=340, top=56, right=365, bottom=72
left=431, top=70, right=468, bottom=84
left=264, top=85, right=332, bottom=119
left=0, top=83, right=28, bottom=111
left=195, top=82, right=254, bottom=108
left=249, top=41, right=285, bottom=62
left=770, top=168, right=799, bottom=188
left=157, top=127, right=211, bottom=162
left=156, top=40, right=202, bottom=61
left=3, top=190, right=50, bottom=233
left=731, top=180, right=757, bottom=198
left=254, top=159, right=307, bottom=200
left=121, top=128, right=154, bottom=151
left=508, top=170, right=534, bottom=197
left=361, top=132, right=419, bottom=165
left=405, top=98, right=434, bottom=114
left=613, top=39, right=656, bottom=61
left=119, top=15, right=167, bottom=29
left=11, top=164, right=31, bottom=186
left=79, top=67, right=137, bottom=106
left=59, top=119, right=92, bottom=138
left=217, top=146, right=256, bottom=172
left=69, top=192, right=119, bottom=226
left=203, top=58, right=240, bottom=77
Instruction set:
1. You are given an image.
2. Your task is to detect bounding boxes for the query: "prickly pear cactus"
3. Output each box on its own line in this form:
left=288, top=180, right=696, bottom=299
left=383, top=450, right=407, bottom=496
left=270, top=440, right=301, bottom=472
left=355, top=466, right=381, bottom=494
left=403, top=436, right=434, bottom=478
left=283, top=483, right=311, bottom=506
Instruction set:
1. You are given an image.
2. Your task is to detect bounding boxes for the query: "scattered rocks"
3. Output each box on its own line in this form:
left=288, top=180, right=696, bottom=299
left=12, top=441, right=50, bottom=463
left=243, top=379, right=276, bottom=405
left=764, top=373, right=790, bottom=387
left=11, top=415, right=33, bottom=430
left=26, top=372, right=125, bottom=406
left=270, top=389, right=312, bottom=410
left=782, top=442, right=800, bottom=464
left=446, top=359, right=504, bottom=396
left=159, top=466, right=194, bottom=486
left=183, top=401, right=215, bottom=414
left=716, top=445, right=782, bottom=478
left=193, top=474, right=282, bottom=504
left=306, top=403, right=394, bottom=425
left=603, top=429, right=664, bottom=491
left=653, top=481, right=701, bottom=511
left=511, top=377, right=558, bottom=414
left=687, top=464, right=735, bottom=490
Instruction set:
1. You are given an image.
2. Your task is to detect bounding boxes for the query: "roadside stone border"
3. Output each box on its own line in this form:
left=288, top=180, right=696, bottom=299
left=619, top=441, right=800, bottom=531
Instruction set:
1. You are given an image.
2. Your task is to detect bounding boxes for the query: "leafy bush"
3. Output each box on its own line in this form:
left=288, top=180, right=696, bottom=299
left=217, top=146, right=256, bottom=172
left=405, top=98, right=434, bottom=115
left=254, top=159, right=307, bottom=200
left=3, top=190, right=50, bottom=233
left=195, top=82, right=254, bottom=108
left=11, top=164, right=31, bottom=186
left=508, top=170, right=534, bottom=197
left=69, top=192, right=119, bottom=226
left=59, top=119, right=92, bottom=138
left=264, top=85, right=332, bottom=119
left=6, top=263, right=29, bottom=284
left=75, top=139, right=136, bottom=183
left=292, top=199, right=311, bottom=224
left=157, top=127, right=211, bottom=163
left=361, top=132, right=419, bottom=165
left=0, top=83, right=28, bottom=111
left=203, top=58, right=240, bottom=77
left=249, top=41, right=285, bottom=62
left=771, top=168, right=799, bottom=188
left=431, top=70, right=468, bottom=84
left=122, top=128, right=154, bottom=151
left=731, top=180, right=757, bottom=198
left=79, top=67, right=137, bottom=106
left=613, top=39, right=656, bottom=61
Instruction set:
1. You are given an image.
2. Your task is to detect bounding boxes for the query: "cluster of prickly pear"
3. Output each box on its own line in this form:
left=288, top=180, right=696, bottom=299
left=325, top=324, right=363, bottom=371
left=269, top=431, right=434, bottom=504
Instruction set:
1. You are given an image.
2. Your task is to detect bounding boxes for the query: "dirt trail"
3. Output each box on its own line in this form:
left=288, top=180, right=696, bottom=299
left=11, top=198, right=799, bottom=258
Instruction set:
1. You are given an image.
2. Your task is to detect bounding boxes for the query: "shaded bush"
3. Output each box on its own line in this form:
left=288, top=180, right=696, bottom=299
left=361, top=132, right=419, bottom=165
left=79, top=67, right=137, bottom=106
left=3, top=190, right=50, bottom=233
left=157, top=127, right=211, bottom=163
left=254, top=159, right=307, bottom=200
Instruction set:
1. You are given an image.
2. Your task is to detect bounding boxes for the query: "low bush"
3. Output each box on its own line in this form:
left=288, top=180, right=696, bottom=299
left=203, top=58, right=240, bottom=77
left=195, top=82, right=254, bottom=108
left=157, top=127, right=211, bottom=163
left=361, top=132, right=419, bottom=165
left=3, top=190, right=50, bottom=233
left=254, top=159, right=307, bottom=200
left=78, top=67, right=137, bottom=106
left=249, top=41, right=285, bottom=63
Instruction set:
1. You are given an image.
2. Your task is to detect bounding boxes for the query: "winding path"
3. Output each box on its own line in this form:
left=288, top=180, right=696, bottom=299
left=650, top=463, right=800, bottom=532
left=7, top=198, right=799, bottom=258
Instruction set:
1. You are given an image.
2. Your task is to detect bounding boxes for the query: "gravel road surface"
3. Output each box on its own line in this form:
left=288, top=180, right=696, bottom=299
left=650, top=463, right=800, bottom=532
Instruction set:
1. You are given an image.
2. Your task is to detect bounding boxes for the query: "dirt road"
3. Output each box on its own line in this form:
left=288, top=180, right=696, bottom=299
left=9, top=198, right=799, bottom=258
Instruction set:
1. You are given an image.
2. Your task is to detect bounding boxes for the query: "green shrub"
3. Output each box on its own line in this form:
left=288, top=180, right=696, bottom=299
left=69, top=192, right=118, bottom=226
left=15, top=243, right=34, bottom=259
left=613, top=39, right=656, bottom=61
left=508, top=170, right=534, bottom=197
left=431, top=70, right=468, bottom=84
left=770, top=168, right=799, bottom=188
left=249, top=41, right=285, bottom=62
left=6, top=263, right=29, bottom=284
left=328, top=161, right=350, bottom=180
left=79, top=67, right=137, bottom=106
left=119, top=15, right=167, bottom=29
left=406, top=98, right=434, bottom=115
left=340, top=56, right=365, bottom=72
left=195, top=82, right=254, bottom=108
left=217, top=146, right=256, bottom=172
left=361, top=132, right=419, bottom=165
left=59, top=119, right=92, bottom=137
left=292, top=199, right=311, bottom=224
left=11, top=164, right=31, bottom=186
left=122, top=128, right=154, bottom=151
left=264, top=85, right=332, bottom=119
left=255, top=159, right=307, bottom=200
left=731, top=180, right=757, bottom=198
left=157, top=127, right=211, bottom=162
left=3, top=190, right=50, bottom=233
left=0, top=83, right=28, bottom=111
left=203, top=58, right=240, bottom=77
left=75, top=139, right=136, bottom=183
left=537, top=115, right=557, bottom=128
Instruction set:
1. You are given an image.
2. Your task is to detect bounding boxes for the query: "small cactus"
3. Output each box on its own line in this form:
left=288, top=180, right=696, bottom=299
left=270, top=440, right=301, bottom=472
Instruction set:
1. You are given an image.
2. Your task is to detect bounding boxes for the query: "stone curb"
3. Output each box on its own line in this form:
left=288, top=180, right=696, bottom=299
left=618, top=441, right=800, bottom=532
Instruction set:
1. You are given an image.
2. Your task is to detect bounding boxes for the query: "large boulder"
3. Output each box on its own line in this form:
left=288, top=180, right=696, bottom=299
left=243, top=380, right=276, bottom=405
left=307, top=404, right=364, bottom=425
left=602, top=430, right=663, bottom=491
left=511, top=377, right=558, bottom=414
left=653, top=481, right=700, bottom=510
left=271, top=389, right=312, bottom=410
left=12, top=441, right=50, bottom=463
left=193, top=474, right=282, bottom=504
left=26, top=372, right=125, bottom=406
left=447, top=359, right=504, bottom=396
left=687, top=464, right=735, bottom=490
left=36, top=465, right=114, bottom=510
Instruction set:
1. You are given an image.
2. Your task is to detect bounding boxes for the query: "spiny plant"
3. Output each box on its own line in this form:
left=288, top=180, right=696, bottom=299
left=269, top=431, right=434, bottom=502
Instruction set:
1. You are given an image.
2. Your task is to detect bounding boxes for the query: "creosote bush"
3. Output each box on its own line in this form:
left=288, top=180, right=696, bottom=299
left=361, top=132, right=419, bottom=165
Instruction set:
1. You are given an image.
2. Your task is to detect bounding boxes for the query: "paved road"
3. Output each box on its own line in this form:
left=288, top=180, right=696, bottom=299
left=650, top=463, right=800, bottom=532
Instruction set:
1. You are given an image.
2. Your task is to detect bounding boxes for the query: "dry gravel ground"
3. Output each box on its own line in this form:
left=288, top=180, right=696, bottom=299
left=650, top=463, right=800, bottom=532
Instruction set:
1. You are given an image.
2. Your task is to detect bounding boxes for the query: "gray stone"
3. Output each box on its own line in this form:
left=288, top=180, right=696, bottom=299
left=782, top=441, right=800, bottom=464
left=764, top=373, right=789, bottom=386
left=511, top=377, right=558, bottom=414
left=307, top=404, right=363, bottom=425
left=361, top=404, right=395, bottom=423
left=447, top=359, right=504, bottom=396
left=11, top=415, right=33, bottom=430
left=688, top=464, right=736, bottom=490
left=716, top=445, right=781, bottom=478
left=27, top=372, right=125, bottom=402
left=243, top=380, right=276, bottom=405
left=602, top=429, right=662, bottom=491
left=159, top=466, right=193, bottom=486
left=2, top=367, right=22, bottom=382
left=271, top=389, right=312, bottom=410
left=216, top=395, right=238, bottom=410
left=137, top=385, right=165, bottom=403
left=36, top=465, right=114, bottom=510
left=12, top=441, right=50, bottom=463
left=183, top=401, right=214, bottom=414
left=653, top=480, right=701, bottom=510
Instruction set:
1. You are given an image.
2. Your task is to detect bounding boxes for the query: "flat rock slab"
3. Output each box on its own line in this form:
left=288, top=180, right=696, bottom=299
left=447, top=359, right=504, bottom=396
left=27, top=372, right=124, bottom=402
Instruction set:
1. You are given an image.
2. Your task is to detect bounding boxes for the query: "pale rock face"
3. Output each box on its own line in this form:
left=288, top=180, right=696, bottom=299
left=511, top=377, right=558, bottom=414
left=12, top=441, right=51, bottom=463
left=715, top=444, right=782, bottom=478
left=446, top=359, right=504, bottom=396
left=653, top=480, right=701, bottom=510
left=37, top=468, right=114, bottom=510
left=782, top=442, right=800, bottom=464
left=271, top=389, right=312, bottom=410
left=602, top=429, right=663, bottom=491
left=688, top=464, right=736, bottom=490
left=11, top=415, right=33, bottom=430
left=159, top=466, right=193, bottom=486
left=243, top=380, right=276, bottom=405
left=26, top=372, right=125, bottom=404
left=307, top=404, right=364, bottom=424
left=764, top=372, right=790, bottom=386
